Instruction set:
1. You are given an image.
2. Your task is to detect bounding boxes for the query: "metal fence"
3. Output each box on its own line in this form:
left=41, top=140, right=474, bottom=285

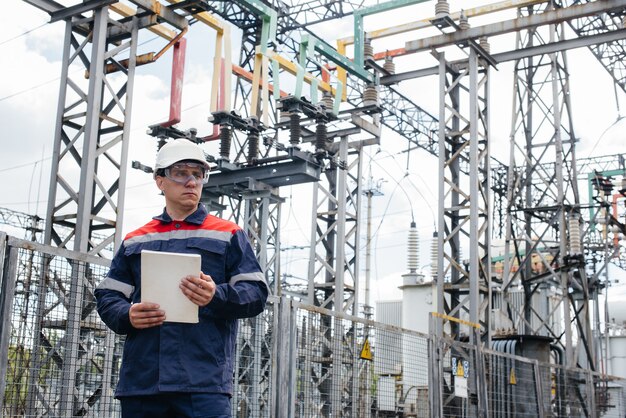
left=0, top=233, right=121, bottom=417
left=1, top=233, right=624, bottom=417
left=271, top=298, right=430, bottom=417
left=429, top=331, right=626, bottom=418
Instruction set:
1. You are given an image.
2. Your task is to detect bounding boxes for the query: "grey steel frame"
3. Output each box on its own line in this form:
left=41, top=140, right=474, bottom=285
left=502, top=3, right=592, bottom=370
left=44, top=6, right=136, bottom=256
left=305, top=137, right=364, bottom=417
left=435, top=47, right=492, bottom=347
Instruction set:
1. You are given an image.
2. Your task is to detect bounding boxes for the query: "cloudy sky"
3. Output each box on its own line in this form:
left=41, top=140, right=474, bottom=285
left=2, top=0, right=626, bottom=306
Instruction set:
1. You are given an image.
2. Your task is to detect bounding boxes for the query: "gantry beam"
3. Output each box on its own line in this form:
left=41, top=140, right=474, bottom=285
left=559, top=0, right=626, bottom=94
left=0, top=208, right=43, bottom=242
left=405, top=0, right=626, bottom=53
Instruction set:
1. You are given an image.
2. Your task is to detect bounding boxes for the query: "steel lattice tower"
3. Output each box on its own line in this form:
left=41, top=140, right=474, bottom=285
left=23, top=6, right=141, bottom=416
left=42, top=6, right=139, bottom=256
left=502, top=3, right=592, bottom=369
left=435, top=47, right=492, bottom=345
left=295, top=138, right=364, bottom=417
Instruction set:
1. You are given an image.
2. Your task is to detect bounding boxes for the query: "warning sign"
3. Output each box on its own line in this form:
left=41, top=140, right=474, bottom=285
left=360, top=337, right=373, bottom=360
left=509, top=368, right=517, bottom=385
left=452, top=358, right=469, bottom=378
left=456, top=361, right=465, bottom=377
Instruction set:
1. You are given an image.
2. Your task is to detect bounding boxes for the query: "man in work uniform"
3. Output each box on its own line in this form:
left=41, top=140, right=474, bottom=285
left=95, top=139, right=268, bottom=418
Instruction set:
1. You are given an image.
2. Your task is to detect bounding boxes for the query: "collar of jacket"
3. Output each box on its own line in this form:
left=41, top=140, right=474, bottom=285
left=152, top=204, right=208, bottom=225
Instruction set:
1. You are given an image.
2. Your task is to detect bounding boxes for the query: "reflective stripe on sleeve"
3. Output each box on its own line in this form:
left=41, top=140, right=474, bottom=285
left=229, top=271, right=266, bottom=286
left=96, top=277, right=135, bottom=299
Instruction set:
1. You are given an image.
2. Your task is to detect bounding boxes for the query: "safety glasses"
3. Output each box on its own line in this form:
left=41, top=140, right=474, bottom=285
left=164, top=162, right=209, bottom=185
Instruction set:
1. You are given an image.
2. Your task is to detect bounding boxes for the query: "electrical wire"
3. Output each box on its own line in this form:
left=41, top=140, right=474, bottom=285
left=365, top=147, right=440, bottom=301
left=371, top=149, right=437, bottom=224
left=0, top=199, right=48, bottom=206
left=584, top=80, right=625, bottom=159
left=368, top=177, right=405, bottom=244
left=367, top=149, right=414, bottom=219
left=0, top=22, right=47, bottom=46
left=0, top=76, right=61, bottom=103
left=0, top=157, right=52, bottom=173
left=363, top=150, right=413, bottom=294
left=277, top=185, right=311, bottom=284
left=0, top=35, right=162, bottom=103
left=27, top=147, right=45, bottom=215
left=585, top=115, right=625, bottom=159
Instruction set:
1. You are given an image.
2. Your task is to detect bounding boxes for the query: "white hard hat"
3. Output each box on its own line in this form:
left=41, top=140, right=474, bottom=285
left=154, top=140, right=209, bottom=171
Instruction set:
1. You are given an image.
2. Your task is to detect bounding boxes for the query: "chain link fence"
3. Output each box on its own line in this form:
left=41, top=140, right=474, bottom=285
left=1, top=233, right=624, bottom=417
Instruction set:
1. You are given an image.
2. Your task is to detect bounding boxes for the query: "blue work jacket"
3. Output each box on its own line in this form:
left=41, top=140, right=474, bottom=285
left=95, top=204, right=268, bottom=397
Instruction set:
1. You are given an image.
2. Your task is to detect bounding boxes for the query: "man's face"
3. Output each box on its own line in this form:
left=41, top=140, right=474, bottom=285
left=155, top=162, right=207, bottom=212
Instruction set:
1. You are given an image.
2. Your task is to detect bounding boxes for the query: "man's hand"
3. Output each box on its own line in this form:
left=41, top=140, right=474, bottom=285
left=180, top=272, right=216, bottom=306
left=129, top=302, right=165, bottom=329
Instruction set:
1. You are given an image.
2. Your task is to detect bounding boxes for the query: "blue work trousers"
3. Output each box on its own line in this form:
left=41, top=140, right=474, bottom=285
left=119, top=393, right=231, bottom=418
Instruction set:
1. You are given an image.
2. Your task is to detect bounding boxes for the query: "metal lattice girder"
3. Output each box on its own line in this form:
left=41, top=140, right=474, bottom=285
left=44, top=6, right=137, bottom=256
left=300, top=138, right=363, bottom=417
left=435, top=48, right=492, bottom=346
left=276, top=0, right=369, bottom=28
left=307, top=138, right=362, bottom=315
left=245, top=196, right=283, bottom=295
left=557, top=0, right=626, bottom=94
left=346, top=76, right=440, bottom=157
left=0, top=208, right=43, bottom=241
left=502, top=3, right=593, bottom=370
left=491, top=154, right=626, bottom=237
left=185, top=1, right=438, bottom=163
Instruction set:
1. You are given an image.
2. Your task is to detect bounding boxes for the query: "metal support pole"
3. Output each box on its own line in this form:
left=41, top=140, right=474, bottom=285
left=274, top=296, right=293, bottom=418
left=0, top=237, right=17, bottom=414
left=436, top=48, right=491, bottom=345
left=469, top=48, right=481, bottom=341
left=331, top=137, right=348, bottom=417
left=502, top=8, right=592, bottom=395
left=59, top=262, right=87, bottom=417
left=75, top=7, right=108, bottom=254
left=436, top=54, right=446, bottom=341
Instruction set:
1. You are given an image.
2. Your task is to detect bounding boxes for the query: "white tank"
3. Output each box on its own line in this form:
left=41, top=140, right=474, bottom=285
left=609, top=335, right=626, bottom=379
left=400, top=273, right=435, bottom=392
left=607, top=296, right=626, bottom=326
left=400, top=273, right=434, bottom=335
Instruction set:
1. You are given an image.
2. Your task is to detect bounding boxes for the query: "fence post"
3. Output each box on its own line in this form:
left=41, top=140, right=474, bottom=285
left=270, top=299, right=279, bottom=416
left=274, top=296, right=293, bottom=417
left=289, top=299, right=299, bottom=417
left=428, top=313, right=442, bottom=418
left=473, top=328, right=489, bottom=418
left=0, top=233, right=17, bottom=414
left=533, top=360, right=545, bottom=418
left=587, top=370, right=597, bottom=418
